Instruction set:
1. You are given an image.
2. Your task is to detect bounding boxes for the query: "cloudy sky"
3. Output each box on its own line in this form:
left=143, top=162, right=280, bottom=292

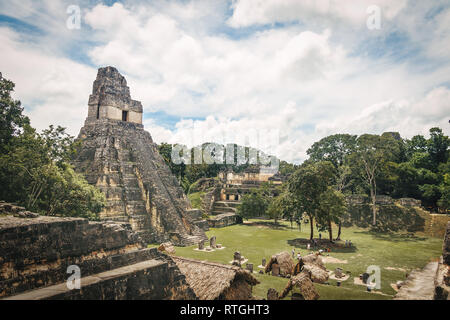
left=0, top=0, right=449, bottom=163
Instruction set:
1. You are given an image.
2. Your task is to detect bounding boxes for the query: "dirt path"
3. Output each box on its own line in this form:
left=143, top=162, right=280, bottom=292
left=394, top=262, right=438, bottom=300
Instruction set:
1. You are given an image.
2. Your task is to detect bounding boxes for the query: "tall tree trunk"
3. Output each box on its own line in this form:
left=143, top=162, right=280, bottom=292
left=309, top=215, right=314, bottom=240
left=328, top=219, right=333, bottom=243
left=370, top=184, right=377, bottom=226
left=336, top=222, right=342, bottom=240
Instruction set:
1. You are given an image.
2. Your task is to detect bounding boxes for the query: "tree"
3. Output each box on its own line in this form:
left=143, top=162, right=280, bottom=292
left=237, top=189, right=269, bottom=220
left=0, top=76, right=105, bottom=219
left=0, top=73, right=29, bottom=153
left=334, top=164, right=352, bottom=239
left=405, top=135, right=428, bottom=160
left=409, top=152, right=434, bottom=171
left=267, top=189, right=296, bottom=225
left=288, top=161, right=336, bottom=239
left=437, top=160, right=450, bottom=212
left=427, top=127, right=449, bottom=169
left=437, top=171, right=450, bottom=212
left=316, top=187, right=347, bottom=242
left=306, top=134, right=357, bottom=167
left=0, top=124, right=105, bottom=218
left=348, top=134, right=398, bottom=226
left=306, top=134, right=356, bottom=238
left=278, top=160, right=298, bottom=177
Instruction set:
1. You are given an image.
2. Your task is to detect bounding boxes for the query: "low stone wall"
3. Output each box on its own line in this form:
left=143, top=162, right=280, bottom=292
left=344, top=203, right=426, bottom=232
left=208, top=213, right=243, bottom=228
left=5, top=259, right=195, bottom=300
left=186, top=209, right=209, bottom=231
left=343, top=195, right=449, bottom=235
left=193, top=220, right=210, bottom=231
left=346, top=195, right=422, bottom=207
left=0, top=211, right=196, bottom=300
left=0, top=216, right=145, bottom=297
left=398, top=198, right=422, bottom=207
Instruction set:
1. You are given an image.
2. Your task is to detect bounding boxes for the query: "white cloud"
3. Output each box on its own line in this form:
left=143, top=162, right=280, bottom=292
left=0, top=27, right=96, bottom=136
left=316, top=86, right=450, bottom=139
left=0, top=1, right=449, bottom=163
left=228, top=0, right=407, bottom=28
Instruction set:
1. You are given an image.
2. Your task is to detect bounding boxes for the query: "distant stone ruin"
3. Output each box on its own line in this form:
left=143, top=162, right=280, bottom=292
left=187, top=168, right=282, bottom=228
left=73, top=66, right=206, bottom=246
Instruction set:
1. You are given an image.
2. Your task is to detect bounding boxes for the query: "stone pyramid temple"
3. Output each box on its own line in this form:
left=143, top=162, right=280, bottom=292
left=73, top=66, right=207, bottom=246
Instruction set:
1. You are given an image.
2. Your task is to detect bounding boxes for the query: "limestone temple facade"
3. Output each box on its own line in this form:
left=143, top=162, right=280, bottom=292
left=73, top=66, right=207, bottom=246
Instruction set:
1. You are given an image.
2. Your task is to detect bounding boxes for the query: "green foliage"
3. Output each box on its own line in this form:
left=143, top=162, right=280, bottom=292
left=405, top=135, right=428, bottom=159
left=175, top=220, right=443, bottom=299
left=188, top=191, right=205, bottom=210
left=316, top=187, right=347, bottom=240
left=158, top=142, right=281, bottom=193
left=287, top=161, right=336, bottom=238
left=437, top=162, right=450, bottom=211
left=302, top=127, right=449, bottom=229
left=278, top=160, right=298, bottom=176
left=0, top=73, right=30, bottom=153
left=0, top=75, right=105, bottom=219
left=345, top=204, right=426, bottom=233
left=267, top=188, right=296, bottom=224
left=427, top=127, right=449, bottom=168
left=347, top=134, right=406, bottom=225
left=306, top=134, right=357, bottom=167
left=237, top=188, right=270, bottom=220
left=409, top=152, right=434, bottom=170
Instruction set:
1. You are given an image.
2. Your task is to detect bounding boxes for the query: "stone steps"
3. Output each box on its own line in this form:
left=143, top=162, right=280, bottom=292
left=176, top=232, right=208, bottom=246
left=214, top=201, right=240, bottom=208
left=102, top=215, right=129, bottom=222
left=394, top=262, right=438, bottom=300
left=211, top=206, right=236, bottom=212
left=211, top=199, right=240, bottom=216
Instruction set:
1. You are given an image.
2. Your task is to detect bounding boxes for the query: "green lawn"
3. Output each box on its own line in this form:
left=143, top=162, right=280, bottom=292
left=174, top=219, right=443, bottom=300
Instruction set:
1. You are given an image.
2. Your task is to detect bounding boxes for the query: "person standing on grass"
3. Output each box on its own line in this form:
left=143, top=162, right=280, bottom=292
left=292, top=248, right=295, bottom=258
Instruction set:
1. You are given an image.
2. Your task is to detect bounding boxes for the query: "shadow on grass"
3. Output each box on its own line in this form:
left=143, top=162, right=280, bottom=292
left=242, top=221, right=289, bottom=230
left=354, top=230, right=428, bottom=243
left=287, top=238, right=358, bottom=253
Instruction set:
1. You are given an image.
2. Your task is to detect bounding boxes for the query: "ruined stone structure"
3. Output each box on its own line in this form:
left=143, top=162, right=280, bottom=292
left=434, top=222, right=449, bottom=300
left=344, top=194, right=449, bottom=236
left=0, top=210, right=196, bottom=300
left=217, top=168, right=281, bottom=204
left=208, top=212, right=243, bottom=228
left=187, top=169, right=282, bottom=228
left=200, top=168, right=280, bottom=220
left=73, top=67, right=206, bottom=246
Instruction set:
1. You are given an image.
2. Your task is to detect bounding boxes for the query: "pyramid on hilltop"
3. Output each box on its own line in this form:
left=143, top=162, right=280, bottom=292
left=73, top=66, right=207, bottom=246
